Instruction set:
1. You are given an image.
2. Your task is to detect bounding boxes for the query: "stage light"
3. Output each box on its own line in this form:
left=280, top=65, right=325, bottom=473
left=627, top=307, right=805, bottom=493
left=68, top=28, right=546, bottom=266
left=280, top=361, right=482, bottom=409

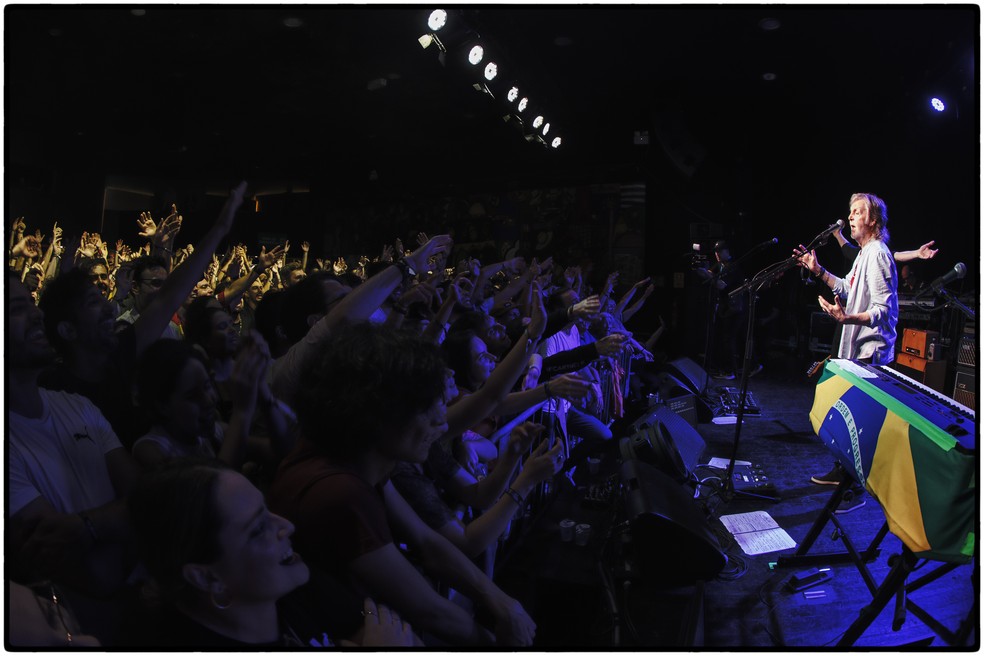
left=931, top=97, right=945, bottom=112
left=507, top=86, right=519, bottom=103
left=427, top=9, right=447, bottom=32
left=468, top=45, right=484, bottom=65
left=484, top=62, right=498, bottom=81
left=517, top=97, right=529, bottom=112
left=532, top=115, right=544, bottom=129
left=551, top=137, right=562, bottom=148
left=542, top=122, right=550, bottom=136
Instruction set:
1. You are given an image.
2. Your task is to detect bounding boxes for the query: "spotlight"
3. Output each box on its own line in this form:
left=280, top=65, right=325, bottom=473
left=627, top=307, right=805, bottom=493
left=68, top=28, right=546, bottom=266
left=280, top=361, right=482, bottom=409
left=507, top=86, right=519, bottom=103
left=931, top=97, right=945, bottom=112
left=532, top=115, right=544, bottom=129
left=517, top=97, right=529, bottom=112
left=468, top=45, right=484, bottom=65
left=542, top=122, right=550, bottom=136
left=551, top=137, right=562, bottom=148
left=427, top=9, right=447, bottom=32
left=484, top=62, right=498, bottom=81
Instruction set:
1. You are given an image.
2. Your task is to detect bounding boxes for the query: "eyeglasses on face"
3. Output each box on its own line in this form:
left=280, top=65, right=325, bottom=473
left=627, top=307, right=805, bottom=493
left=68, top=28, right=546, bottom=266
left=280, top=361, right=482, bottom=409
left=139, top=278, right=166, bottom=288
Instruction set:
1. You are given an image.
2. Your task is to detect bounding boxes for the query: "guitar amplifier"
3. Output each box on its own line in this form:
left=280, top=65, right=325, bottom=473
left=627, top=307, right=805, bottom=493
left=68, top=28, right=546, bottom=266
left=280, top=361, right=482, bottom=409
left=953, top=366, right=976, bottom=411
left=893, top=353, right=947, bottom=393
left=957, top=334, right=975, bottom=367
left=901, top=328, right=940, bottom=360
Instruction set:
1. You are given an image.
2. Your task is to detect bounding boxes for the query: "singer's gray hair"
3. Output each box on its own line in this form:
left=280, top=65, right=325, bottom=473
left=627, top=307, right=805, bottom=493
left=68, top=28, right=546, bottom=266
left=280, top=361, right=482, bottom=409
left=850, top=192, right=890, bottom=244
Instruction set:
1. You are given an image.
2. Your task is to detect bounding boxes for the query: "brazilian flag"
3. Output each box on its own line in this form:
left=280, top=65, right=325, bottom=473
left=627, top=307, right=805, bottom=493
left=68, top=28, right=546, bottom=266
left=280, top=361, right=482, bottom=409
left=810, top=359, right=975, bottom=563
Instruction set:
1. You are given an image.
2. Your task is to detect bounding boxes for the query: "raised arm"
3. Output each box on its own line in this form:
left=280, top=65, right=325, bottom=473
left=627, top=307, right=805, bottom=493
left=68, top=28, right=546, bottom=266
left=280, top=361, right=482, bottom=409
left=621, top=282, right=654, bottom=323
left=445, top=284, right=547, bottom=438
left=440, top=424, right=562, bottom=557
left=894, top=240, right=938, bottom=263
left=133, top=182, right=246, bottom=356
left=222, top=244, right=284, bottom=307
left=376, top=481, right=535, bottom=645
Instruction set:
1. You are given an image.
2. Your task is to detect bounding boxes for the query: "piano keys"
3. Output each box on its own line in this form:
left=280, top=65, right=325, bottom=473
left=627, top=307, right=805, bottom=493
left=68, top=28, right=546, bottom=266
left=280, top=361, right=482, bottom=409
left=810, top=359, right=976, bottom=563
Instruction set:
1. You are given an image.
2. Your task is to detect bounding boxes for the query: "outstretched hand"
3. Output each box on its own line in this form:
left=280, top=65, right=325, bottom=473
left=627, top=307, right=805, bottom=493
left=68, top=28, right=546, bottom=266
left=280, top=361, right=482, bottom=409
left=257, top=244, right=285, bottom=270
left=406, top=234, right=453, bottom=274
left=916, top=240, right=938, bottom=260
left=136, top=212, right=157, bottom=239
left=792, top=244, right=820, bottom=274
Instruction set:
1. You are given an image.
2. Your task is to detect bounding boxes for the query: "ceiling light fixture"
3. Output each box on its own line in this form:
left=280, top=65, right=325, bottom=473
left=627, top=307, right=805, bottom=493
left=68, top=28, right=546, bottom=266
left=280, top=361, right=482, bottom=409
left=551, top=137, right=562, bottom=148
left=427, top=9, right=447, bottom=32
left=517, top=97, right=529, bottom=112
left=532, top=115, right=544, bottom=129
left=484, top=62, right=498, bottom=81
left=468, top=45, right=484, bottom=65
left=507, top=86, right=519, bottom=102
left=930, top=97, right=945, bottom=112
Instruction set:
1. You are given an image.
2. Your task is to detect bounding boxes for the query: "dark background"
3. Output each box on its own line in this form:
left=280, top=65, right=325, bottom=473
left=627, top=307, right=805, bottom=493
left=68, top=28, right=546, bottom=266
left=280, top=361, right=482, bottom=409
left=5, top=5, right=979, bottom=290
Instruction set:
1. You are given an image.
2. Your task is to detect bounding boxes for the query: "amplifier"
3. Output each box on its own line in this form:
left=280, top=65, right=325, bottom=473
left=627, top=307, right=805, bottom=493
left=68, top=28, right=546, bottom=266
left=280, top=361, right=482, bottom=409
left=901, top=328, right=940, bottom=360
left=893, top=353, right=947, bottom=393
left=953, top=366, right=976, bottom=411
left=957, top=334, right=975, bottom=367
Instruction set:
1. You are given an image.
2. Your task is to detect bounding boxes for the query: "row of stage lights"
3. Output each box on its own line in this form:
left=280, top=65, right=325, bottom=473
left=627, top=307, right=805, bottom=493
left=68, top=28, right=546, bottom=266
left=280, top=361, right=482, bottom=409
left=418, top=9, right=562, bottom=149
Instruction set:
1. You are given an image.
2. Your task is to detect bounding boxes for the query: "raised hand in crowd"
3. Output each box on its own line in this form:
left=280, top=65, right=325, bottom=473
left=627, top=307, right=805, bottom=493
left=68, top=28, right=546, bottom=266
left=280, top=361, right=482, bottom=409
left=595, top=332, right=628, bottom=356
left=380, top=242, right=395, bottom=263
left=12, top=231, right=43, bottom=259
left=257, top=243, right=286, bottom=270
left=136, top=211, right=157, bottom=239
left=570, top=294, right=602, bottom=319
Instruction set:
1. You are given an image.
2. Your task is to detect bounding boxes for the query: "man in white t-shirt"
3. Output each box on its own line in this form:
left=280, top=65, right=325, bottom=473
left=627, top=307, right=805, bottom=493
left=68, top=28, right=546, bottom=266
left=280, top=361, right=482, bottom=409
left=7, top=274, right=141, bottom=598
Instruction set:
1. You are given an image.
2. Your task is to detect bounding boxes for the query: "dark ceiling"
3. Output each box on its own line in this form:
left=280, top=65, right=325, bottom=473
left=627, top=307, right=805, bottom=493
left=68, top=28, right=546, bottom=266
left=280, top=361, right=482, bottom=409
left=5, top=5, right=979, bottom=232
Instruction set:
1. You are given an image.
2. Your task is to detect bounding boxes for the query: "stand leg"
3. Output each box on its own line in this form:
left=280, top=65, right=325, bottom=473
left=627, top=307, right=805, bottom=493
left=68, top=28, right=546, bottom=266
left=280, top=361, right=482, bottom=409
left=722, top=290, right=779, bottom=502
left=837, top=548, right=918, bottom=647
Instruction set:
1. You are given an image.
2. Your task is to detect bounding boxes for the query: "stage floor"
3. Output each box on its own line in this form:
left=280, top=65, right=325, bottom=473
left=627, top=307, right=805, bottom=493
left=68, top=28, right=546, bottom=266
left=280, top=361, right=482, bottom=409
left=494, top=355, right=977, bottom=649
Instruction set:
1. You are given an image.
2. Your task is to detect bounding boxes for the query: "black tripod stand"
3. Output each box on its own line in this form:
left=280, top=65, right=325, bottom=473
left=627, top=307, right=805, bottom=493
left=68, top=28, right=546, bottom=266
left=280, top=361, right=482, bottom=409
left=720, top=271, right=784, bottom=501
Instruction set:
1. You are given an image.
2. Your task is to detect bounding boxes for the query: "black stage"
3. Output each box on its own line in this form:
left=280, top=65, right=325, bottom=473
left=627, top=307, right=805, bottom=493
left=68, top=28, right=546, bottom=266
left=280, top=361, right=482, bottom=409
left=493, top=355, right=978, bottom=649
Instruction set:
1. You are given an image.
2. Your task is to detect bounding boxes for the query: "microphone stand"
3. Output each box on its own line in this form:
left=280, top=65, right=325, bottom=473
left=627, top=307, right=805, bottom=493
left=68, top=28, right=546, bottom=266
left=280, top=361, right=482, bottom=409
left=697, top=241, right=778, bottom=409
left=935, top=286, right=976, bottom=322
left=718, top=228, right=839, bottom=502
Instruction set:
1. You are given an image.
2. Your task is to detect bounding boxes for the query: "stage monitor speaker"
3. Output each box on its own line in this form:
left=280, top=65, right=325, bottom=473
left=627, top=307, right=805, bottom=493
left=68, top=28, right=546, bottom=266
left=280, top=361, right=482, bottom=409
left=663, top=357, right=709, bottom=395
left=626, top=405, right=706, bottom=482
left=650, top=371, right=698, bottom=426
left=660, top=358, right=713, bottom=422
left=619, top=459, right=727, bottom=584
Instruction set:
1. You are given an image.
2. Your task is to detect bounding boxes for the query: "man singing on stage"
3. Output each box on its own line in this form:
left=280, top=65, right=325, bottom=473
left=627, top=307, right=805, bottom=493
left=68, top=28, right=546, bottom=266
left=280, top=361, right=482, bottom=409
left=793, top=192, right=899, bottom=512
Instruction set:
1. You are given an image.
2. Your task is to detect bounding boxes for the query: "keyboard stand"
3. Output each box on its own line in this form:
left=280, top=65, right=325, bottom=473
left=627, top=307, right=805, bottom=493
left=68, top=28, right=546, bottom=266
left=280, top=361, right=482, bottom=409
left=837, top=545, right=976, bottom=647
left=774, top=477, right=886, bottom=596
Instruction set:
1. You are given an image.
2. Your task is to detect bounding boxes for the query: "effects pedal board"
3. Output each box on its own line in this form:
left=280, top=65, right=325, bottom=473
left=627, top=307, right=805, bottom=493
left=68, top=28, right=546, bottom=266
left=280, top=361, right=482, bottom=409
left=731, top=464, right=775, bottom=493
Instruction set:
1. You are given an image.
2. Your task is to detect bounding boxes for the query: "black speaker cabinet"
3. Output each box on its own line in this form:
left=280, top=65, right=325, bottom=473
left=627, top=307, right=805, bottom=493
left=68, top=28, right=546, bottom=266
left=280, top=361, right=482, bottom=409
left=627, top=405, right=706, bottom=482
left=619, top=459, right=727, bottom=584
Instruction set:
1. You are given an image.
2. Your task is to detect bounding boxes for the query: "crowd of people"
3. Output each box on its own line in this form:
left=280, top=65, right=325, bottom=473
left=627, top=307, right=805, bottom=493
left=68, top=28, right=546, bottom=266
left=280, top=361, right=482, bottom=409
left=7, top=181, right=664, bottom=647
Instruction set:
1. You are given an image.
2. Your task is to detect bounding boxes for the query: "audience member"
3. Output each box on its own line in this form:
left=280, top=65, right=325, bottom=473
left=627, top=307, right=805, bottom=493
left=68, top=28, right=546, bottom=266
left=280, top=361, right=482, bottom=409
left=126, top=458, right=417, bottom=647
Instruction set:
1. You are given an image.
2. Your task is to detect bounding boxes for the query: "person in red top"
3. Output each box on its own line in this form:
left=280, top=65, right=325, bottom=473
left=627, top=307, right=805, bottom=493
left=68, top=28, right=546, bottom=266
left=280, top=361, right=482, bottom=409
left=268, top=320, right=537, bottom=647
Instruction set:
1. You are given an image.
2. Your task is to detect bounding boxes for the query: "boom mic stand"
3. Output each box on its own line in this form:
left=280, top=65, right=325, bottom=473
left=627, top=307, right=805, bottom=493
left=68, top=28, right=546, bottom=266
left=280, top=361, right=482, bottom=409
left=719, top=229, right=834, bottom=502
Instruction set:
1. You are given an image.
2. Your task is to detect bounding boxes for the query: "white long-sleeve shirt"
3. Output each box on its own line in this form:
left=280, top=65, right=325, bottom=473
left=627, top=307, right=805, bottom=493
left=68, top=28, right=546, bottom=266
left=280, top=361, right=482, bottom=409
left=829, top=238, right=898, bottom=364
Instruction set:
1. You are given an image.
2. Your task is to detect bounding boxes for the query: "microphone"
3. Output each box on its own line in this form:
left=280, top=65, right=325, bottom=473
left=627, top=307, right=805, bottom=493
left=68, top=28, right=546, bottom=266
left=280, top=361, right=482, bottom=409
left=819, top=219, right=845, bottom=239
left=754, top=237, right=779, bottom=249
left=928, top=262, right=967, bottom=291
